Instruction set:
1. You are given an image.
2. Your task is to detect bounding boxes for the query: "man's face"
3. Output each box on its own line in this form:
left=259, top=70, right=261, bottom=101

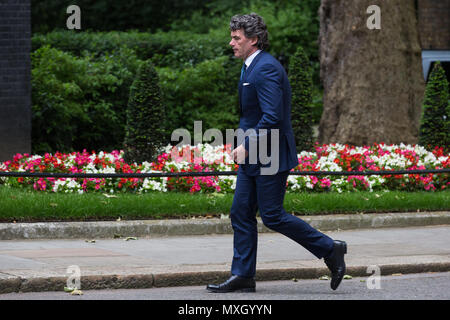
left=229, top=29, right=258, bottom=60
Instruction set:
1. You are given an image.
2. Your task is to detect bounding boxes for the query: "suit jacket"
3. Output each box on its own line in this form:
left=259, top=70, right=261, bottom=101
left=237, top=50, right=298, bottom=176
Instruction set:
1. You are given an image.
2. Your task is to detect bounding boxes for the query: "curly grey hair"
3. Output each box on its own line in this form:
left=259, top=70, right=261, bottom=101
left=229, top=13, right=269, bottom=50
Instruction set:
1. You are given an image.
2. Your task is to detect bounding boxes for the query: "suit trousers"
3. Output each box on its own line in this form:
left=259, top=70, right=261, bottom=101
left=230, top=167, right=335, bottom=278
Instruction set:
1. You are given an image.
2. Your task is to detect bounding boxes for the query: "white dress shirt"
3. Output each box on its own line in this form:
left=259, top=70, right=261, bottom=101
left=244, top=49, right=262, bottom=68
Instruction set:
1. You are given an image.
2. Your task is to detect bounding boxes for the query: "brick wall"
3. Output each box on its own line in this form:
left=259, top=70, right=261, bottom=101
left=0, top=0, right=31, bottom=162
left=418, top=0, right=450, bottom=50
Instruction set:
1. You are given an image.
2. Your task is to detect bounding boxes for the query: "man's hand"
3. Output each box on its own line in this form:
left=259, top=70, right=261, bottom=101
left=231, top=144, right=248, bottom=164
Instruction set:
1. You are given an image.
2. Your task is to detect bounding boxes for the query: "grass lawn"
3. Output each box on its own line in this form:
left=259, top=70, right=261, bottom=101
left=0, top=185, right=448, bottom=222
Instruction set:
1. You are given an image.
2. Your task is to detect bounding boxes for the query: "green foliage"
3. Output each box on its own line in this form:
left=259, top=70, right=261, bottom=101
left=32, top=30, right=229, bottom=70
left=30, top=0, right=324, bottom=152
left=32, top=30, right=182, bottom=62
left=124, top=60, right=166, bottom=163
left=247, top=1, right=320, bottom=59
left=158, top=56, right=241, bottom=140
left=289, top=46, right=314, bottom=152
left=32, top=0, right=321, bottom=71
left=152, top=33, right=228, bottom=69
left=31, top=45, right=143, bottom=154
left=419, top=62, right=450, bottom=152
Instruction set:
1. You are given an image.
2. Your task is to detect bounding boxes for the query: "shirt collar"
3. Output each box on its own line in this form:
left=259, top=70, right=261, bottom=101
left=244, top=49, right=261, bottom=68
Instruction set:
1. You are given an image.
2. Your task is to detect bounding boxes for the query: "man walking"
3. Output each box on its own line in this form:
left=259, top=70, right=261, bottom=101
left=206, top=13, right=347, bottom=293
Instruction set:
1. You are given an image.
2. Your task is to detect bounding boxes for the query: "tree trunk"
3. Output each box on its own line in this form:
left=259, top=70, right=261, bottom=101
left=318, top=0, right=425, bottom=146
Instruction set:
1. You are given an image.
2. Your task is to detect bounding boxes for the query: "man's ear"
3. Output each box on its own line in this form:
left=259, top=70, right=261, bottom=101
left=250, top=37, right=258, bottom=47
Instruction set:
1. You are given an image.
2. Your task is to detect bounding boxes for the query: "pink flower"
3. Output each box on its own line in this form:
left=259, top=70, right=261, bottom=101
left=320, top=178, right=331, bottom=188
left=33, top=178, right=47, bottom=191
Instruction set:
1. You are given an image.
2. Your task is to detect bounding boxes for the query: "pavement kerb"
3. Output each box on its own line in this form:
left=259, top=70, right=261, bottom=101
left=1, top=262, right=449, bottom=294
left=0, top=211, right=449, bottom=240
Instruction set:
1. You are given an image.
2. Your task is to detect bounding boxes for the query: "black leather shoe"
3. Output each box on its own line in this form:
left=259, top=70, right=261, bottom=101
left=324, top=240, right=347, bottom=290
left=206, top=275, right=256, bottom=293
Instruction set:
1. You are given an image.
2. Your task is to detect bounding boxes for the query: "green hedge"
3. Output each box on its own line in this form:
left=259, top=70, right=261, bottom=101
left=31, top=44, right=241, bottom=153
left=31, top=0, right=321, bottom=71
left=158, top=55, right=241, bottom=138
left=31, top=45, right=143, bottom=154
left=32, top=30, right=229, bottom=70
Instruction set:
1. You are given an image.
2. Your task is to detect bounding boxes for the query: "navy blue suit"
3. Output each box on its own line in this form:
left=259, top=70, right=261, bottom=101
left=231, top=51, right=334, bottom=278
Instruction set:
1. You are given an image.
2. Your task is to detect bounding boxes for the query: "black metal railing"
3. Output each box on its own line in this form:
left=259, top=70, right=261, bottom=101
left=0, top=168, right=448, bottom=179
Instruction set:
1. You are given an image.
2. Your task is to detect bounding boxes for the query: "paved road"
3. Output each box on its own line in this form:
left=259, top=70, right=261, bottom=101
left=1, top=226, right=449, bottom=282
left=1, top=272, right=449, bottom=300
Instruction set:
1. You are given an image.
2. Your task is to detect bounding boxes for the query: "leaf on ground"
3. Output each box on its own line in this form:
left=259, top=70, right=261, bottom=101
left=85, top=239, right=96, bottom=243
left=113, top=234, right=122, bottom=239
left=103, top=194, right=117, bottom=198
left=70, top=289, right=83, bottom=295
left=391, top=273, right=403, bottom=276
left=292, top=278, right=298, bottom=282
left=49, top=203, right=58, bottom=207
left=343, top=275, right=352, bottom=279
left=124, top=237, right=138, bottom=241
left=319, top=275, right=330, bottom=280
left=209, top=192, right=225, bottom=198
left=64, top=286, right=75, bottom=292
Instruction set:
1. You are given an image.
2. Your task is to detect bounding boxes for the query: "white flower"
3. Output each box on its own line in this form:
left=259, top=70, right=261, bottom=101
left=29, top=155, right=42, bottom=162
left=140, top=177, right=168, bottom=192
left=85, top=162, right=98, bottom=173
left=438, top=156, right=448, bottom=164
left=99, top=166, right=116, bottom=174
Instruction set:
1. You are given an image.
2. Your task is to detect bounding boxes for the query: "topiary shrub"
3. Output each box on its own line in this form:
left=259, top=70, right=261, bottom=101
left=289, top=46, right=314, bottom=152
left=419, top=61, right=450, bottom=153
left=124, top=60, right=166, bottom=164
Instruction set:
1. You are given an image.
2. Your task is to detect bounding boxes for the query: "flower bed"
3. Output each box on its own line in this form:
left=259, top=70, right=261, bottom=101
left=0, top=143, right=448, bottom=194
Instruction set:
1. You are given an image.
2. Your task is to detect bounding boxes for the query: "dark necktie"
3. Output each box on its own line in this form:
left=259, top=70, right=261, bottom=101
left=240, top=63, right=247, bottom=81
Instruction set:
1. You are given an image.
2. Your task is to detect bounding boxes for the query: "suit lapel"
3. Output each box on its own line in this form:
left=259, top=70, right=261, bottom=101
left=238, top=51, right=265, bottom=115
left=243, top=50, right=265, bottom=80
left=238, top=78, right=243, bottom=115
